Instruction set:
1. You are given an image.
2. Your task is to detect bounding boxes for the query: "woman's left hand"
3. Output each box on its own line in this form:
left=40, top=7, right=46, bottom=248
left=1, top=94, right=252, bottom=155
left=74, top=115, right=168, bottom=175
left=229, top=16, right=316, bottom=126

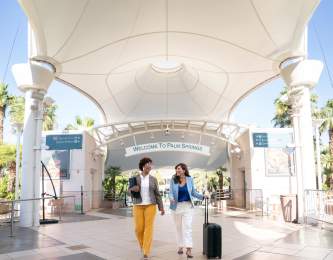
left=160, top=209, right=165, bottom=216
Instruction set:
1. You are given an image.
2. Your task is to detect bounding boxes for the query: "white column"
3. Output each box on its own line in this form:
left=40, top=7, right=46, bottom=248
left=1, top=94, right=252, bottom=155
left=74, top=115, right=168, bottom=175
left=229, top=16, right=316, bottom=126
left=280, top=59, right=323, bottom=222
left=12, top=123, right=23, bottom=202
left=11, top=62, right=54, bottom=227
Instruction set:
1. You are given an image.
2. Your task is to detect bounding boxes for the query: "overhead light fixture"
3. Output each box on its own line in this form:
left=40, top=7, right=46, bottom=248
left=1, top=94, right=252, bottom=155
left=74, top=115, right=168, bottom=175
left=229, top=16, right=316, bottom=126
left=164, top=125, right=170, bottom=136
left=230, top=146, right=241, bottom=160
left=234, top=147, right=241, bottom=153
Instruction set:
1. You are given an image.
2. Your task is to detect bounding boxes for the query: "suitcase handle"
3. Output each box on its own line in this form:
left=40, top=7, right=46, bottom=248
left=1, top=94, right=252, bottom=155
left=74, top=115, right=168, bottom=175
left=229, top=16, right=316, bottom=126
left=204, top=197, right=209, bottom=224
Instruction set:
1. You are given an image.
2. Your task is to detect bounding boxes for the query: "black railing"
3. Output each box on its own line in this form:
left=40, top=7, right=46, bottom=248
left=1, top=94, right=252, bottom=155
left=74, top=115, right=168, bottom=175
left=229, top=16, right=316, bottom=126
left=41, top=161, right=59, bottom=224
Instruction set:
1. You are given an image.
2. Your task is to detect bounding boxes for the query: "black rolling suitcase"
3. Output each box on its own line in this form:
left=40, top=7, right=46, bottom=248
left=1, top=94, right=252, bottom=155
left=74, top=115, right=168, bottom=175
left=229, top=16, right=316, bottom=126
left=203, top=198, right=222, bottom=259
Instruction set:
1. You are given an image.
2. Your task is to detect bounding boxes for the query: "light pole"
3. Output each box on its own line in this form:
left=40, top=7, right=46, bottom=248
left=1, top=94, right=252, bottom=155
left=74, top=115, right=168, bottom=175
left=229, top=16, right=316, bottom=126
left=313, top=118, right=324, bottom=190
left=11, top=122, right=23, bottom=202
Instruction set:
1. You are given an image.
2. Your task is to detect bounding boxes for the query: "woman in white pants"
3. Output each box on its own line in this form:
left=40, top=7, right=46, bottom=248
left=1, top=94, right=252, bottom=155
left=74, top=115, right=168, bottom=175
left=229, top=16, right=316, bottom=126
left=169, top=163, right=206, bottom=258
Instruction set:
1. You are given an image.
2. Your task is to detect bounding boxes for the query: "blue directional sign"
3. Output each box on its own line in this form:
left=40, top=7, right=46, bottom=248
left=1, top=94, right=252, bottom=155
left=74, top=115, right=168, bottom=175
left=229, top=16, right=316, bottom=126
left=46, top=134, right=82, bottom=150
left=252, top=133, right=268, bottom=147
left=252, top=132, right=294, bottom=148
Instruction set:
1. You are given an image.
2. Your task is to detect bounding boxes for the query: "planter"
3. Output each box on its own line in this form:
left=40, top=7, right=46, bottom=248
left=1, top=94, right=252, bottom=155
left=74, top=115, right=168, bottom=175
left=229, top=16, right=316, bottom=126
left=100, top=199, right=113, bottom=208
left=100, top=199, right=125, bottom=209
left=0, top=200, right=9, bottom=214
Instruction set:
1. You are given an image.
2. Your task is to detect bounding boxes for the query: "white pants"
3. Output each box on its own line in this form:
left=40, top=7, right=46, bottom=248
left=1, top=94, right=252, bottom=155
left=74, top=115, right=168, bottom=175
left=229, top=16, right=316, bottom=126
left=172, top=201, right=193, bottom=248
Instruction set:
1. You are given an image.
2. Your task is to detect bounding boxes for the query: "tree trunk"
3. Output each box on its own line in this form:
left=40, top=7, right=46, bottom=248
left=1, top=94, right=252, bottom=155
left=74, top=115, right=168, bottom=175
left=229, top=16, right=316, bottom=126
left=0, top=107, right=4, bottom=144
left=218, top=174, right=224, bottom=190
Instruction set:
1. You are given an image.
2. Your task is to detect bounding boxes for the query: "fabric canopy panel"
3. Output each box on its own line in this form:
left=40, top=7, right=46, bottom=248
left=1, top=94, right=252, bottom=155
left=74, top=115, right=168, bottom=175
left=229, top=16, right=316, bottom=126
left=19, top=0, right=320, bottom=123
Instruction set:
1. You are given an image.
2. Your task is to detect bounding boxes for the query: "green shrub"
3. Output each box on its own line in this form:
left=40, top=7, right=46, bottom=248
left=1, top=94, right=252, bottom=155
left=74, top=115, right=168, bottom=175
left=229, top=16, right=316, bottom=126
left=0, top=175, right=14, bottom=199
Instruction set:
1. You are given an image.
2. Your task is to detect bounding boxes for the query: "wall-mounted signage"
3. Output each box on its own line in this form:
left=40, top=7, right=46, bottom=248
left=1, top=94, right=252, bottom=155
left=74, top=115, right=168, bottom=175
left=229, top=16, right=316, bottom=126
left=252, top=133, right=268, bottom=147
left=252, top=132, right=293, bottom=148
left=46, top=134, right=82, bottom=150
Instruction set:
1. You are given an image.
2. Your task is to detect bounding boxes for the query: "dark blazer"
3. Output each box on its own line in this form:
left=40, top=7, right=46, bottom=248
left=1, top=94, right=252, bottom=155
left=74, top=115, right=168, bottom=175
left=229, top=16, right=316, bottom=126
left=129, top=174, right=164, bottom=211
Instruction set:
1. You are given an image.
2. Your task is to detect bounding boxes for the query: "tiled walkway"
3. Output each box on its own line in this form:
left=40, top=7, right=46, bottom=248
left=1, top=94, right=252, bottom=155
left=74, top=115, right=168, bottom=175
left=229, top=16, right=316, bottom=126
left=0, top=207, right=333, bottom=259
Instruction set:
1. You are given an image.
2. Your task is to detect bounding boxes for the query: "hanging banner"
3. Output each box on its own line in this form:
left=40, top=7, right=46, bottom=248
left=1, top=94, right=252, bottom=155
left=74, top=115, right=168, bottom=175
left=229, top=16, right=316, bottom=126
left=125, top=142, right=210, bottom=157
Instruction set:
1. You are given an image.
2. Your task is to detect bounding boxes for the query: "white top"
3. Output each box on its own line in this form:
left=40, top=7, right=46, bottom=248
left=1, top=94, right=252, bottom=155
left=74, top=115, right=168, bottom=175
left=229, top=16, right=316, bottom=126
left=139, top=174, right=152, bottom=205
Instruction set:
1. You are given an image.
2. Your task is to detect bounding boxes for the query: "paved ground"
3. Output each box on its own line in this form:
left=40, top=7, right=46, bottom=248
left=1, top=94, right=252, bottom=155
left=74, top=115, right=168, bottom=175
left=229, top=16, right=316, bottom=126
left=0, top=207, right=332, bottom=259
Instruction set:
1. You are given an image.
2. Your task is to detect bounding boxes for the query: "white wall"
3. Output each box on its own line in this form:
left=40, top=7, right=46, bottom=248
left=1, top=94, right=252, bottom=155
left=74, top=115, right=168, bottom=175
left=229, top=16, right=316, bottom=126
left=41, top=130, right=104, bottom=213
left=230, top=127, right=297, bottom=212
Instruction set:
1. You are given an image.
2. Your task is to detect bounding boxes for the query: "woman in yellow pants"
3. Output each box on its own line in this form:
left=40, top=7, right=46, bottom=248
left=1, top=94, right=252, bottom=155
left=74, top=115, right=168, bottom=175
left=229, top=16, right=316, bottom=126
left=129, top=157, right=165, bottom=259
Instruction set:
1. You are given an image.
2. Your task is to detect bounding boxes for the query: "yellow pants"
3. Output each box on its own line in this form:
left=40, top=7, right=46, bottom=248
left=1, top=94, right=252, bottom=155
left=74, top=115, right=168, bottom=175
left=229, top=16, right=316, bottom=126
left=133, top=204, right=157, bottom=255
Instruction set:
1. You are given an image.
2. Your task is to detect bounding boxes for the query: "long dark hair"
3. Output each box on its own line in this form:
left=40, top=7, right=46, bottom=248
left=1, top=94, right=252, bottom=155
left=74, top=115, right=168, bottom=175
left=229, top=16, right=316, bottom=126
left=173, top=163, right=190, bottom=184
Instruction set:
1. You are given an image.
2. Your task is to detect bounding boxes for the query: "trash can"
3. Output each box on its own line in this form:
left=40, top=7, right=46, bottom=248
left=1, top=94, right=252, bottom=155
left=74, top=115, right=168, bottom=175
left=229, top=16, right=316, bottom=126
left=280, top=194, right=298, bottom=223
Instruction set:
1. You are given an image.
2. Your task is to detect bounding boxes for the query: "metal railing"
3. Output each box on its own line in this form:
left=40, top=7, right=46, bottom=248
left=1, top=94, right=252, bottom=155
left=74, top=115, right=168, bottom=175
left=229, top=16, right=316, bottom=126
left=304, top=189, right=333, bottom=225
left=0, top=195, right=75, bottom=237
left=210, top=188, right=263, bottom=216
left=61, top=188, right=131, bottom=212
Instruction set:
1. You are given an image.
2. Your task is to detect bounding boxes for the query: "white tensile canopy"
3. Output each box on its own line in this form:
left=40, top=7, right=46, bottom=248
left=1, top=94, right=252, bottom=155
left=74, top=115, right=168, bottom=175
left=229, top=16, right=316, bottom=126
left=19, top=0, right=320, bottom=124
left=15, top=1, right=323, bottom=229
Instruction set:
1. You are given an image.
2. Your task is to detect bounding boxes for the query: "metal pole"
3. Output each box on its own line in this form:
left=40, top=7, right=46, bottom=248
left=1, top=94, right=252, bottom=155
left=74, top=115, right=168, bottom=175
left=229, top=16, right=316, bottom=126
left=10, top=201, right=15, bottom=237
left=59, top=199, right=62, bottom=221
left=124, top=183, right=127, bottom=207
left=287, top=152, right=291, bottom=194
left=42, top=165, right=45, bottom=221
left=81, top=185, right=84, bottom=214
left=14, top=125, right=22, bottom=203
left=315, top=124, right=322, bottom=189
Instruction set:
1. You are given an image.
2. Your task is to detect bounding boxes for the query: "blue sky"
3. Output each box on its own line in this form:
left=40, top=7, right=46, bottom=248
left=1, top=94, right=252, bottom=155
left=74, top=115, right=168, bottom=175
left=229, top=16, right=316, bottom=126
left=233, top=0, right=333, bottom=127
left=0, top=0, right=332, bottom=144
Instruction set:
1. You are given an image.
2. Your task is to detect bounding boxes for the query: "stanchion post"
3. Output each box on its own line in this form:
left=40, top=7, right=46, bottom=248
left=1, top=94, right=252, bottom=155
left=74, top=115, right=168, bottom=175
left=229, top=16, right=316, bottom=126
left=81, top=186, right=84, bottom=214
left=59, top=200, right=62, bottom=221
left=10, top=201, right=15, bottom=237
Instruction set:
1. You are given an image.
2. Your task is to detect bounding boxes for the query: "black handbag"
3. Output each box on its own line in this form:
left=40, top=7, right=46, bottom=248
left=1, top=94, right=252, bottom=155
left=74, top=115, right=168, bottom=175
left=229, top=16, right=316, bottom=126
left=129, top=176, right=141, bottom=198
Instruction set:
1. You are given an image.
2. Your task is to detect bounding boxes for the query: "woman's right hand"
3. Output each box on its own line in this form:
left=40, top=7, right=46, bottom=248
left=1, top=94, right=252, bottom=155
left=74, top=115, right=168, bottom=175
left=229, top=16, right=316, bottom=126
left=170, top=199, right=175, bottom=204
left=131, top=185, right=140, bottom=192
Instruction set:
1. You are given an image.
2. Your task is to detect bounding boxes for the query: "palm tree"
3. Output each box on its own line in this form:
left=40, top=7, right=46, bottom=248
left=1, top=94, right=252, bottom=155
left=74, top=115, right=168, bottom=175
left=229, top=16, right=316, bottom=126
left=0, top=144, right=17, bottom=197
left=103, top=166, right=122, bottom=200
left=0, top=83, right=13, bottom=143
left=65, top=116, right=95, bottom=130
left=321, top=147, right=333, bottom=189
left=207, top=176, right=218, bottom=192
left=215, top=166, right=227, bottom=190
left=272, top=88, right=292, bottom=127
left=319, top=99, right=333, bottom=184
left=43, top=103, right=57, bottom=131
left=272, top=87, right=318, bottom=127
left=9, top=96, right=25, bottom=125
left=0, top=144, right=16, bottom=172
